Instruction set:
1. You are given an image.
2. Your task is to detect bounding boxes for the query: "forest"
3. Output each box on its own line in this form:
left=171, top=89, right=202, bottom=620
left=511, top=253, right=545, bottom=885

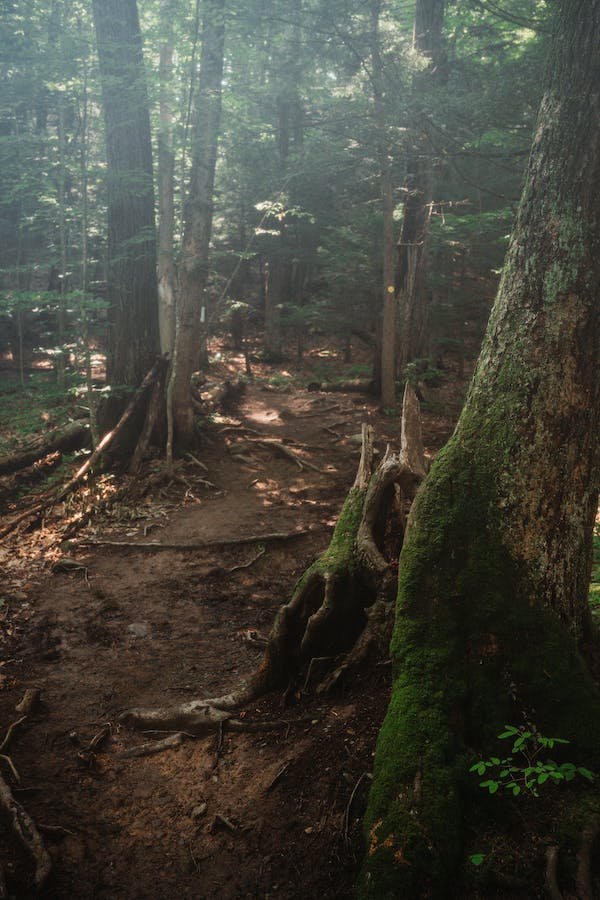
left=0, top=0, right=599, bottom=897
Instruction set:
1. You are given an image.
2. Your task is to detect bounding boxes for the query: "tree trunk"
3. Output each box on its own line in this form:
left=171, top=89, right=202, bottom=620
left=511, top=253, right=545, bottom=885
left=396, top=0, right=445, bottom=372
left=370, top=0, right=397, bottom=410
left=362, top=2, right=600, bottom=895
left=157, top=0, right=177, bottom=357
left=171, top=0, right=225, bottom=450
left=92, top=0, right=159, bottom=387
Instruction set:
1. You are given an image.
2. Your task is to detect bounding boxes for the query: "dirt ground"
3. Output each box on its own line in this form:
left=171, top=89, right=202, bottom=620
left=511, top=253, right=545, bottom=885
left=0, top=355, right=462, bottom=899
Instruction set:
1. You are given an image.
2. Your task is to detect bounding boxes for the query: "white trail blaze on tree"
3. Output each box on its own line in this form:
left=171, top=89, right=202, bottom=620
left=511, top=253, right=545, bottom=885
left=361, top=0, right=600, bottom=895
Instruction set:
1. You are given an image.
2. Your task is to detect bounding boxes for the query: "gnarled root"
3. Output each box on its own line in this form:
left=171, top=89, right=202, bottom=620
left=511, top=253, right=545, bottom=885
left=120, top=386, right=425, bottom=734
left=0, top=772, right=51, bottom=892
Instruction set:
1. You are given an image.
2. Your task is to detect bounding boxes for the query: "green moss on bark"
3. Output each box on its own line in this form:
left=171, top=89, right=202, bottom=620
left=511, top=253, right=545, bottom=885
left=360, top=436, right=600, bottom=898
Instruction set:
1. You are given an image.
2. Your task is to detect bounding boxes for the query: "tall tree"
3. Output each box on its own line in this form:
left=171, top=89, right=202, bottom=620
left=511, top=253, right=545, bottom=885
left=396, top=0, right=446, bottom=371
left=170, top=0, right=225, bottom=449
left=370, top=0, right=397, bottom=409
left=362, top=0, right=600, bottom=894
left=157, top=0, right=177, bottom=357
left=92, top=0, right=159, bottom=387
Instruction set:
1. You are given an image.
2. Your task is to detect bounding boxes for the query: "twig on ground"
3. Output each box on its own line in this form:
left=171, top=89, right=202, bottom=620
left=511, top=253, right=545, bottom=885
left=303, top=404, right=340, bottom=417
left=0, top=755, right=20, bottom=783
left=343, top=772, right=372, bottom=844
left=265, top=762, right=290, bottom=794
left=0, top=717, right=27, bottom=753
left=228, top=545, right=266, bottom=573
left=116, top=733, right=184, bottom=759
left=303, top=657, right=333, bottom=692
left=79, top=528, right=315, bottom=551
left=209, top=813, right=237, bottom=834
left=186, top=453, right=209, bottom=471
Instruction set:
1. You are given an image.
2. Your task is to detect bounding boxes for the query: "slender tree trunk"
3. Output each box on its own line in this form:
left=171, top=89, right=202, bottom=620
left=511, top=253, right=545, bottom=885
left=396, top=0, right=445, bottom=372
left=92, top=0, right=159, bottom=387
left=79, top=37, right=99, bottom=447
left=158, top=0, right=177, bottom=356
left=371, top=0, right=397, bottom=409
left=171, top=0, right=225, bottom=449
left=362, top=2, right=600, bottom=895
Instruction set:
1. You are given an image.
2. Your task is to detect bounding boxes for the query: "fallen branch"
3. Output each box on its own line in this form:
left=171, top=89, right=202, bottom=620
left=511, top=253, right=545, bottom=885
left=0, top=772, right=51, bottom=891
left=116, top=733, right=184, bottom=759
left=0, top=717, right=27, bottom=753
left=229, top=546, right=266, bottom=573
left=0, top=358, right=167, bottom=540
left=343, top=771, right=371, bottom=843
left=0, top=421, right=89, bottom=477
left=79, top=528, right=315, bottom=551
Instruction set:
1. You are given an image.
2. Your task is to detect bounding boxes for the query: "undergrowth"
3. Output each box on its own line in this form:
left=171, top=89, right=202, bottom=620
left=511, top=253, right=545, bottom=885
left=0, top=371, right=85, bottom=455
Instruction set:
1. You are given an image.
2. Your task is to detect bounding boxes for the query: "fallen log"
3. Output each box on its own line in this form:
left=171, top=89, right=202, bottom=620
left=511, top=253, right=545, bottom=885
left=306, top=378, right=376, bottom=394
left=0, top=421, right=89, bottom=477
left=0, top=357, right=167, bottom=541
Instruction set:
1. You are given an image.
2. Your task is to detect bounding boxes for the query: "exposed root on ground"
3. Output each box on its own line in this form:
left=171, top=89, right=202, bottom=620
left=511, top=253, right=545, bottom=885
left=0, top=690, right=51, bottom=892
left=119, top=383, right=425, bottom=737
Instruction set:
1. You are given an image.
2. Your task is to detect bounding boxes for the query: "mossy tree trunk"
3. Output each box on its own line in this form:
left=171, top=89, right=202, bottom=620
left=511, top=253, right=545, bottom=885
left=362, top=1, right=600, bottom=895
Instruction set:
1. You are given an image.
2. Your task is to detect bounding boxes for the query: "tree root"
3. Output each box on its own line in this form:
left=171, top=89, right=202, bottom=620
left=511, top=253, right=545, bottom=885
left=0, top=772, right=51, bottom=891
left=119, top=385, right=425, bottom=735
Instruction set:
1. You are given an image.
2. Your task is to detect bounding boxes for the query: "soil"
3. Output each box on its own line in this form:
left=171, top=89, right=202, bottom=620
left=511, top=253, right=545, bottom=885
left=0, top=350, right=464, bottom=899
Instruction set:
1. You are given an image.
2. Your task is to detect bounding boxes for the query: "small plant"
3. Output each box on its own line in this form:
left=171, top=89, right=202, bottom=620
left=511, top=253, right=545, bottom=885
left=470, top=725, right=595, bottom=798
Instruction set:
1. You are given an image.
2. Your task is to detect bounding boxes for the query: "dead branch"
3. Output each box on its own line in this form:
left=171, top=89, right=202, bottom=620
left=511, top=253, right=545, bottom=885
left=0, top=717, right=27, bottom=753
left=0, top=357, right=166, bottom=540
left=308, top=378, right=375, bottom=394
left=229, top=546, right=266, bottom=573
left=265, top=763, right=290, bottom=793
left=116, top=733, right=184, bottom=759
left=0, top=421, right=89, bottom=477
left=343, top=772, right=372, bottom=843
left=79, top=528, right=314, bottom=551
left=129, top=361, right=167, bottom=474
left=0, top=772, right=51, bottom=890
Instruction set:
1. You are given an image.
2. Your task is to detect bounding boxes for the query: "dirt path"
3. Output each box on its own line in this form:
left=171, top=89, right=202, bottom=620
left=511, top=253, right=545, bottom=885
left=0, top=378, right=457, bottom=898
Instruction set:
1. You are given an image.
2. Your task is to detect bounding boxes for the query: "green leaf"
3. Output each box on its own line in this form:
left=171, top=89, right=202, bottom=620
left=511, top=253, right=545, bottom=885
left=480, top=780, right=499, bottom=794
left=498, top=726, right=518, bottom=738
left=469, top=854, right=486, bottom=867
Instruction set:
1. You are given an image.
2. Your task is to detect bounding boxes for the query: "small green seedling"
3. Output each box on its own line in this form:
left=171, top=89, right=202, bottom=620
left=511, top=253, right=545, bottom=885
left=470, top=725, right=595, bottom=798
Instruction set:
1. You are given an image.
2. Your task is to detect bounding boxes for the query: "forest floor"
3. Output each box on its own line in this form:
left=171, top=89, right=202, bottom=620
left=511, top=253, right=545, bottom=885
left=0, top=345, right=468, bottom=899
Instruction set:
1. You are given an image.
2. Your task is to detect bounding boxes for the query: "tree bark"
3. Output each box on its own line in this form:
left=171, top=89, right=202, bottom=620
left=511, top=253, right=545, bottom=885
left=92, top=0, right=159, bottom=387
left=362, top=2, right=600, bottom=895
left=171, top=0, right=225, bottom=450
left=370, top=0, right=397, bottom=410
left=157, top=0, right=177, bottom=357
left=396, top=0, right=445, bottom=372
